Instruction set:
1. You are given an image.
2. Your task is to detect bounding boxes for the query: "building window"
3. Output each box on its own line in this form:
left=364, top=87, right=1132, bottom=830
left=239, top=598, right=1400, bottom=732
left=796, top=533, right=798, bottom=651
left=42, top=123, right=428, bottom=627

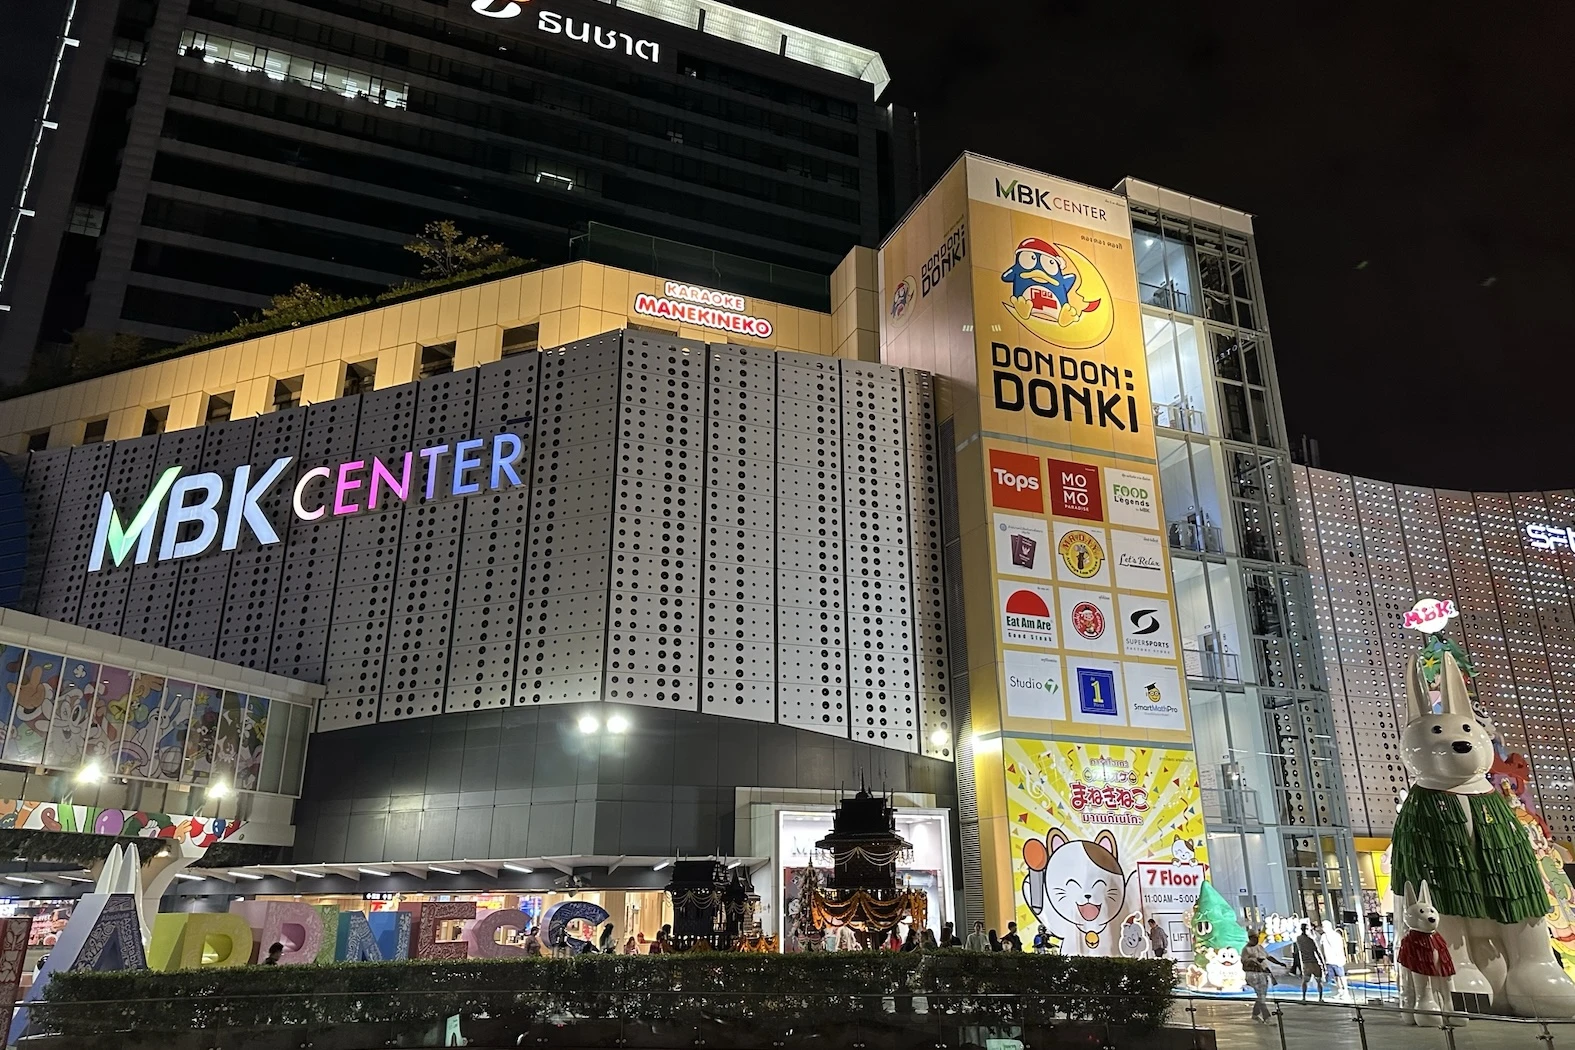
left=110, top=37, right=146, bottom=65
left=419, top=342, right=455, bottom=379
left=203, top=392, right=234, bottom=424
left=272, top=376, right=304, bottom=412
left=66, top=205, right=105, bottom=238
left=82, top=418, right=108, bottom=444
left=501, top=324, right=539, bottom=357
left=177, top=30, right=408, bottom=110
left=1133, top=218, right=1195, bottom=314
left=25, top=430, right=49, bottom=453
left=143, top=406, right=168, bottom=436
left=342, top=360, right=376, bottom=397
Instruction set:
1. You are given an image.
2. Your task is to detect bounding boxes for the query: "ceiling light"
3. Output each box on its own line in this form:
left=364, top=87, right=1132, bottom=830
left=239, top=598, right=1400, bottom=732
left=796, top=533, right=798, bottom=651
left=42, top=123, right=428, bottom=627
left=429, top=866, right=461, bottom=875
left=74, top=762, right=103, bottom=785
left=59, top=875, right=92, bottom=884
left=653, top=860, right=671, bottom=871
left=503, top=863, right=533, bottom=874
left=577, top=715, right=599, bottom=734
left=606, top=714, right=629, bottom=733
left=726, top=860, right=741, bottom=869
left=174, top=873, right=205, bottom=882
left=228, top=871, right=263, bottom=881
left=207, top=781, right=231, bottom=799
left=4, top=877, right=42, bottom=885
left=928, top=728, right=949, bottom=747
left=357, top=867, right=391, bottom=877
left=290, top=869, right=325, bottom=879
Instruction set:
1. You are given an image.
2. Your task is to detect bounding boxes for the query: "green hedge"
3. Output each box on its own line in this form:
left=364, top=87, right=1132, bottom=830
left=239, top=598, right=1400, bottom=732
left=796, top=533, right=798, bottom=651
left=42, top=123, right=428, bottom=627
left=37, top=952, right=1173, bottom=1037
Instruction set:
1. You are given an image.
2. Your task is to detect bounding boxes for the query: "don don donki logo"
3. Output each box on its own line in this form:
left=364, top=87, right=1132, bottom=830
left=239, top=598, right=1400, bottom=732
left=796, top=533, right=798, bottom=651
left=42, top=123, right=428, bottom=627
left=1000, top=237, right=1115, bottom=351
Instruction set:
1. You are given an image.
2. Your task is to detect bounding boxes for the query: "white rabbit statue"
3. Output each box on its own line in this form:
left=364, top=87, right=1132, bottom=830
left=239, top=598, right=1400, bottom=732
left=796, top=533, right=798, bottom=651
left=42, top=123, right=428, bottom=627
left=1391, top=649, right=1575, bottom=1017
left=1398, top=880, right=1455, bottom=1027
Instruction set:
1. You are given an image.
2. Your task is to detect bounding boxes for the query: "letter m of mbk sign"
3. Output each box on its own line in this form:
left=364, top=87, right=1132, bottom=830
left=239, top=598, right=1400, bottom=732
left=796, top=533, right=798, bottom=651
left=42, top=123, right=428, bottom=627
left=989, top=450, right=1043, bottom=513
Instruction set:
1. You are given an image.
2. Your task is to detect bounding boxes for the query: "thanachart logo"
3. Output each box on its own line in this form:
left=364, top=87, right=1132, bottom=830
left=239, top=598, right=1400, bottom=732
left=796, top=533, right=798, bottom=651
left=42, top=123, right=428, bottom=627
left=469, top=1, right=661, bottom=63
left=89, top=433, right=529, bottom=572
left=472, top=0, right=525, bottom=17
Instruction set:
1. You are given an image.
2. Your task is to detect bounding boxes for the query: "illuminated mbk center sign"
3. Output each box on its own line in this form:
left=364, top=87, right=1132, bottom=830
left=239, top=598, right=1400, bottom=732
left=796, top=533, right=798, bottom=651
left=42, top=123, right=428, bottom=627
left=89, top=433, right=528, bottom=571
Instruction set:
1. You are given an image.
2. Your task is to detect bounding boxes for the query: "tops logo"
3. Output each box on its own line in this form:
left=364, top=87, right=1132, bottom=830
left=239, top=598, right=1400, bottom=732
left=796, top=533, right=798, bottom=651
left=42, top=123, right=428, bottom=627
left=1000, top=238, right=1114, bottom=351
left=989, top=450, right=1043, bottom=513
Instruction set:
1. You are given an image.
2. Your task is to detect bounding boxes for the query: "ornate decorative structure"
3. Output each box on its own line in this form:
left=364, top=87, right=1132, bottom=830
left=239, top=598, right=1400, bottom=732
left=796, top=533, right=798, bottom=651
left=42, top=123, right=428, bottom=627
left=801, top=788, right=927, bottom=935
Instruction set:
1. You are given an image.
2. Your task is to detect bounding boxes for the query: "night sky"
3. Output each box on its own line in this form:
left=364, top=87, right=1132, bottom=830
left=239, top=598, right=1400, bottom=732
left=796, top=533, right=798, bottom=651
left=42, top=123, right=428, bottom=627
left=4, top=1, right=1571, bottom=491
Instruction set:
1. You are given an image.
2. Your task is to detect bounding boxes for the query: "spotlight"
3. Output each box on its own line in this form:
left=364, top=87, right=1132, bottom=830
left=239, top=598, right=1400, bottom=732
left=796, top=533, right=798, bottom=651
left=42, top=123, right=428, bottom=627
left=208, top=780, right=231, bottom=799
left=578, top=715, right=600, bottom=734
left=606, top=714, right=629, bottom=733
left=75, top=762, right=103, bottom=785
left=929, top=728, right=949, bottom=747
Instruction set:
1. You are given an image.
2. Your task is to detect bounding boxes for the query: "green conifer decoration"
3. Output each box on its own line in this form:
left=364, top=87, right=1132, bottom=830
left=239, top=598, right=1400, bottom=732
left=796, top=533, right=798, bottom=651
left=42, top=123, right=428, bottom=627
left=1190, top=882, right=1248, bottom=951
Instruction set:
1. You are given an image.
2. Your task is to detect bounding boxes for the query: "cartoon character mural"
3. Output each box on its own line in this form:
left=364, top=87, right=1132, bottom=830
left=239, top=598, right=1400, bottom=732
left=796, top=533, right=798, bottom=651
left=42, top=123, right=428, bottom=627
left=1022, top=829, right=1134, bottom=955
left=998, top=239, right=1115, bottom=349
left=5, top=651, right=63, bottom=766
left=41, top=661, right=95, bottom=768
left=1009, top=740, right=1207, bottom=959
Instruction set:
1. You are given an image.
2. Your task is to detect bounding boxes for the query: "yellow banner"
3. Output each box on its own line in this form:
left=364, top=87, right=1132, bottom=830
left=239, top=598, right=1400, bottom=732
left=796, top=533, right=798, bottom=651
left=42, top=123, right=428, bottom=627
left=1006, top=738, right=1207, bottom=956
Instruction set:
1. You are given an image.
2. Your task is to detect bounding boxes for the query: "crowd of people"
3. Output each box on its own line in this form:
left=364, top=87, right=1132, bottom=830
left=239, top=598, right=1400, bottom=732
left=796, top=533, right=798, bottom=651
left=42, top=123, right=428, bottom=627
left=809, top=919, right=1052, bottom=953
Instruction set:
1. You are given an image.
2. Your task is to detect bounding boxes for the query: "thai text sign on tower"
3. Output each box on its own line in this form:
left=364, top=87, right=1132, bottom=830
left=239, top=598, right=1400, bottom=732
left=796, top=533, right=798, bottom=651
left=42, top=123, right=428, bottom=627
left=877, top=153, right=1205, bottom=948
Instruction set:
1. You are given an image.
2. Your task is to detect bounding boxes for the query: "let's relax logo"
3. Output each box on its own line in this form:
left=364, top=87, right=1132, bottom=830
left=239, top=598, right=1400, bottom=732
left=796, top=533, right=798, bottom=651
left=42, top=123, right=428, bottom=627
left=470, top=1, right=660, bottom=63
left=89, top=434, right=529, bottom=571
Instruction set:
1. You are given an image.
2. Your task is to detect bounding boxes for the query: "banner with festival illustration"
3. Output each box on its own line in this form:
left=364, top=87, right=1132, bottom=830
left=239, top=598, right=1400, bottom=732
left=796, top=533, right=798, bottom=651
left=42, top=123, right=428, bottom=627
left=1006, top=738, right=1206, bottom=958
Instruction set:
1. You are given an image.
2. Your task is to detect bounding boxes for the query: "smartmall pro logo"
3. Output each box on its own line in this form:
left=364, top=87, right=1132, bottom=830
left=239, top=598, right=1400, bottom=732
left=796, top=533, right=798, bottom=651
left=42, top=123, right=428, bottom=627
left=88, top=433, right=528, bottom=572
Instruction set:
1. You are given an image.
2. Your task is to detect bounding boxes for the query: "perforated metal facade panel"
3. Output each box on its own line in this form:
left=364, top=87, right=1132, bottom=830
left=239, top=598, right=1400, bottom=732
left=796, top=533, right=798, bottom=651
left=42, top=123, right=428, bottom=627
left=1297, top=465, right=1575, bottom=837
left=19, top=332, right=947, bottom=760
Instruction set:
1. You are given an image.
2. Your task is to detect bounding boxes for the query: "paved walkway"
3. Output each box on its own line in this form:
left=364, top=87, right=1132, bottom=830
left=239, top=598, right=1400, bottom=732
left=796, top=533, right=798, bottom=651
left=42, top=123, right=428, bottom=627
left=1182, top=995, right=1571, bottom=1050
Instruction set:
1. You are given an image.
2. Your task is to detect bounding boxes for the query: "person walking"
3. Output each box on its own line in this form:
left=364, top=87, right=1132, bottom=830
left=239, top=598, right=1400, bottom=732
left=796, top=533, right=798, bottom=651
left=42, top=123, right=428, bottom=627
left=940, top=921, right=956, bottom=947
left=597, top=923, right=616, bottom=954
left=520, top=925, right=547, bottom=957
left=1146, top=918, right=1168, bottom=959
left=965, top=921, right=988, bottom=951
left=1002, top=921, right=1023, bottom=952
left=1242, top=932, right=1282, bottom=1023
left=921, top=928, right=939, bottom=951
left=822, top=924, right=841, bottom=952
left=1319, top=921, right=1349, bottom=999
left=987, top=929, right=1002, bottom=952
left=262, top=941, right=284, bottom=965
left=1032, top=925, right=1051, bottom=953
left=1294, top=923, right=1326, bottom=1001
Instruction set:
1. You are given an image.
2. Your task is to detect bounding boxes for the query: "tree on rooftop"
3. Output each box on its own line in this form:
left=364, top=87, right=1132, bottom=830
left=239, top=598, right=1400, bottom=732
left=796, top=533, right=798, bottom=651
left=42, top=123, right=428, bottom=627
left=404, top=220, right=510, bottom=278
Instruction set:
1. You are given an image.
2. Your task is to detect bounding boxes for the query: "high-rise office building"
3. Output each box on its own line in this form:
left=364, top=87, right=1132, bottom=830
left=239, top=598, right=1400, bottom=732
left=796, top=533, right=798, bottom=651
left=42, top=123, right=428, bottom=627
left=0, top=0, right=916, bottom=378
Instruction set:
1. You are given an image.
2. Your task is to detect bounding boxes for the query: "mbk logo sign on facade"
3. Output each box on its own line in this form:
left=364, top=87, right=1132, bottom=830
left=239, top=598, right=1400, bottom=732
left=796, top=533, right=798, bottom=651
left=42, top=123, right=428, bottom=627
left=89, top=433, right=530, bottom=572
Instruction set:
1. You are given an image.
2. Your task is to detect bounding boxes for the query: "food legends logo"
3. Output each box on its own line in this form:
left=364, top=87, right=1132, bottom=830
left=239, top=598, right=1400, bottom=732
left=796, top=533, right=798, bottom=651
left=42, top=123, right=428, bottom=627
left=88, top=433, right=529, bottom=571
left=999, top=238, right=1114, bottom=351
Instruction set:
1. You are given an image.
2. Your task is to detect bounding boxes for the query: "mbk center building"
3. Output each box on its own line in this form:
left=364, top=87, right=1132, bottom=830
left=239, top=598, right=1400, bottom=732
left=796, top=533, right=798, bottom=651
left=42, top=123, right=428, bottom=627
left=0, top=155, right=1357, bottom=953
